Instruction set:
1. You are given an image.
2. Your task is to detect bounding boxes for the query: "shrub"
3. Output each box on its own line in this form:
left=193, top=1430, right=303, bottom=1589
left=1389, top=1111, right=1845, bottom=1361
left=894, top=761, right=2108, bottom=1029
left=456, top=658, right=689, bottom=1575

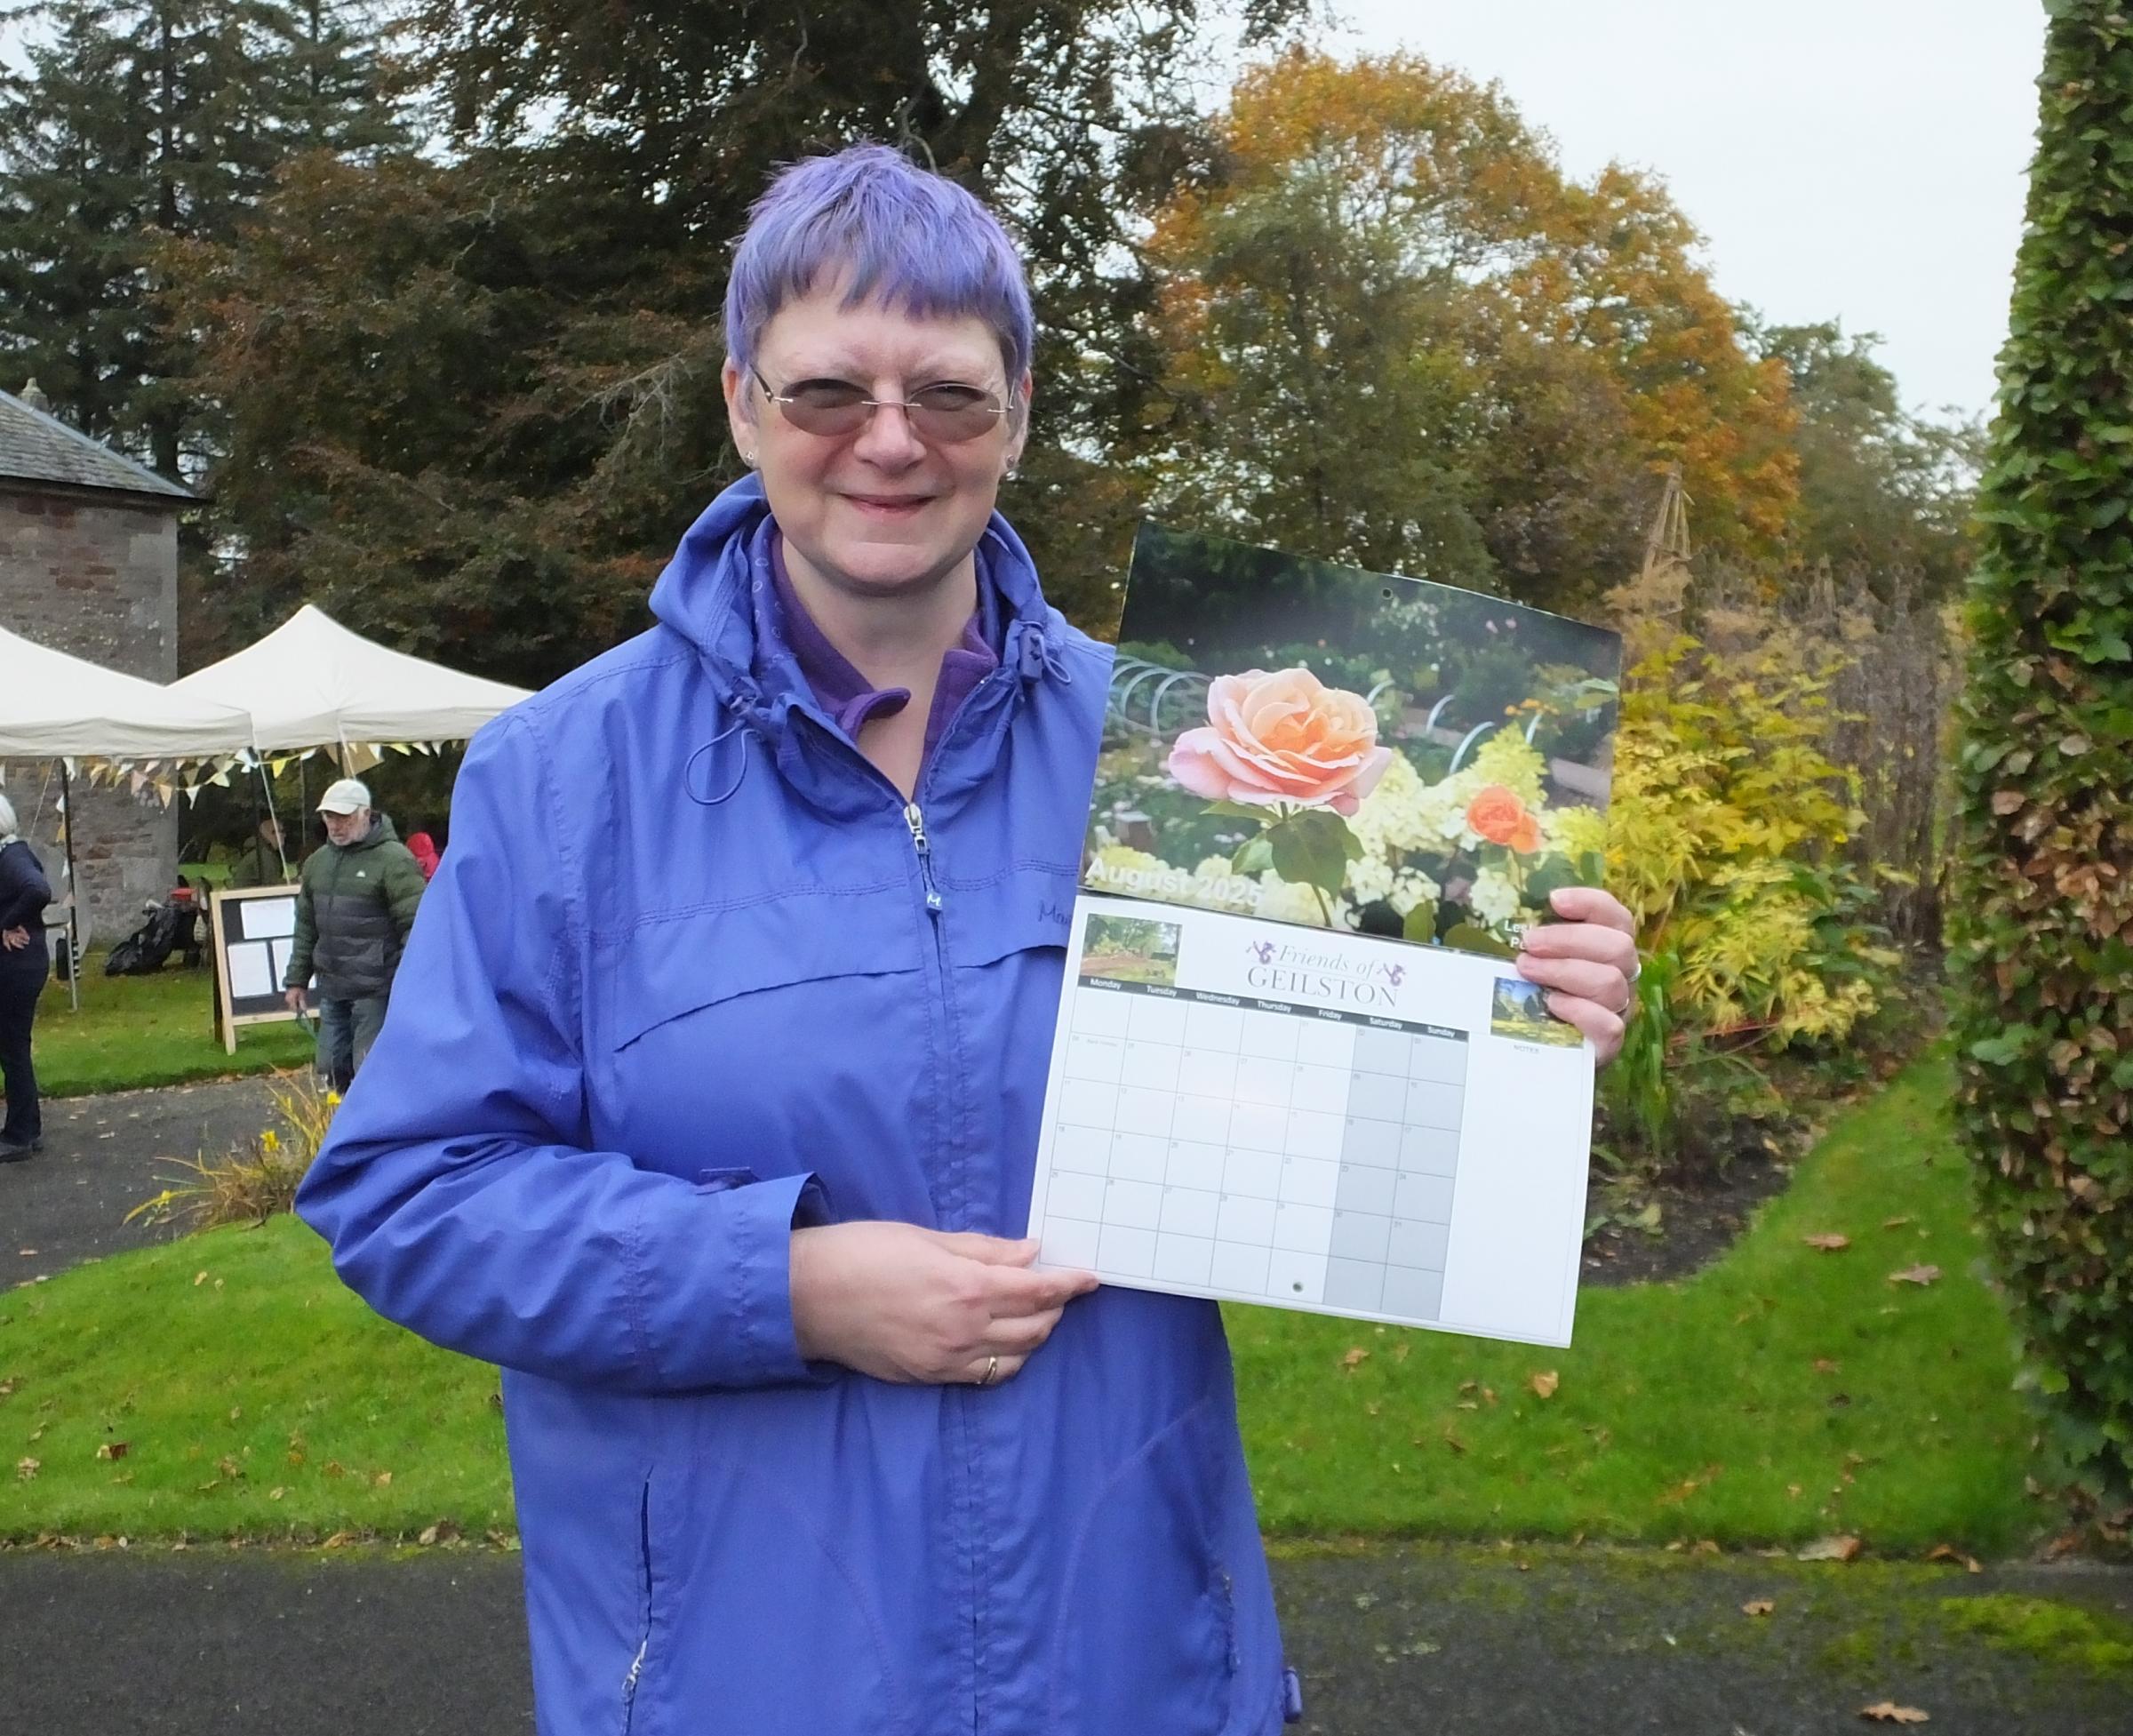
left=128, top=1071, right=340, bottom=1233
left=1948, top=0, right=2133, bottom=1508
left=1599, top=629, right=1899, bottom=1173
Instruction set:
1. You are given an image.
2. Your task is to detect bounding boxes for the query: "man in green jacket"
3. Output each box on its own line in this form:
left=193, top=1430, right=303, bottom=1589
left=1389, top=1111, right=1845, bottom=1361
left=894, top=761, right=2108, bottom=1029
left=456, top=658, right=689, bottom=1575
left=282, top=779, right=426, bottom=1090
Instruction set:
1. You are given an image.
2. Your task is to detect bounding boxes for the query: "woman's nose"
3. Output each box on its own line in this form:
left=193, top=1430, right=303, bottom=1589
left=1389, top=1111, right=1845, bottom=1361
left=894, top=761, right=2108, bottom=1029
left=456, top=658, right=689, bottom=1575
left=851, top=397, right=926, bottom=467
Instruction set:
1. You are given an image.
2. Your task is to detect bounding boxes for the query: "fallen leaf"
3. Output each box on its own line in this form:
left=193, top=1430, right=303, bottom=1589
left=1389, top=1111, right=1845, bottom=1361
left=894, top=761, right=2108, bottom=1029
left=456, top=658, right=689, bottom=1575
left=1813, top=1358, right=1841, bottom=1374
left=1859, top=1702, right=1929, bottom=1724
left=1925, top=1545, right=1983, bottom=1574
left=268, top=1487, right=286, bottom=1501
left=194, top=1271, right=210, bottom=1287
left=1339, top=1347, right=1370, bottom=1371
left=1803, top=1234, right=1851, bottom=1252
left=371, top=1470, right=393, bottom=1487
left=1442, top=1429, right=1467, bottom=1456
left=1798, top=1534, right=1862, bottom=1562
left=322, top=1531, right=356, bottom=1549
left=1742, top=1599, right=1775, bottom=1617
left=1529, top=1370, right=1559, bottom=1400
left=1881, top=1216, right=1913, bottom=1229
left=15, top=1457, right=38, bottom=1481
left=1888, top=1265, right=1942, bottom=1286
left=1690, top=1539, right=1720, bottom=1555
left=94, top=1442, right=129, bottom=1461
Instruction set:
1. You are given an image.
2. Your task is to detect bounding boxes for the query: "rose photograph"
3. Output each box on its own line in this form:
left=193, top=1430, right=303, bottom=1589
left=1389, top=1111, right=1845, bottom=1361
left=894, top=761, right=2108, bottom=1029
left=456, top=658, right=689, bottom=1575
left=1083, top=524, right=1621, bottom=960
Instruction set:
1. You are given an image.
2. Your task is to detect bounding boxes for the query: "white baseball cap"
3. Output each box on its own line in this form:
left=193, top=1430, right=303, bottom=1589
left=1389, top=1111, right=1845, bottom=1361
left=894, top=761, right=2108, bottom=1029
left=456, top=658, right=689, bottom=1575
left=316, top=778, right=372, bottom=815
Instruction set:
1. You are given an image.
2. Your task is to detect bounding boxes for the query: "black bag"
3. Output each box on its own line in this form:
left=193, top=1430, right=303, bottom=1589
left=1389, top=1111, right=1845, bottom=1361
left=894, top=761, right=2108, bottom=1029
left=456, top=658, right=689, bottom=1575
left=103, top=897, right=200, bottom=977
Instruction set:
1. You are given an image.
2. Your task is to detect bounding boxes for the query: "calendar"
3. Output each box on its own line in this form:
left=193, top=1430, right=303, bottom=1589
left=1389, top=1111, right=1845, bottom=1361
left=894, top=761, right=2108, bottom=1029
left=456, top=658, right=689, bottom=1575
left=1029, top=897, right=1594, bottom=1345
left=1027, top=523, right=1622, bottom=1346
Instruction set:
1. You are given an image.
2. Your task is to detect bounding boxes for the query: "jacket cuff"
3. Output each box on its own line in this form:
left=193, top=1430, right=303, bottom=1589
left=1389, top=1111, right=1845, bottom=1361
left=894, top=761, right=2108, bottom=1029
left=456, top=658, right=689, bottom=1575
left=642, top=1171, right=834, bottom=1391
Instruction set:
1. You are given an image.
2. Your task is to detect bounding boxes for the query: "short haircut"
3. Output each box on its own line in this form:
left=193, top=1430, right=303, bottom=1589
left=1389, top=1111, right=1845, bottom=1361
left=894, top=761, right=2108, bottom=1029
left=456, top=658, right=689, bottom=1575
left=724, top=144, right=1035, bottom=390
left=0, top=791, right=15, bottom=839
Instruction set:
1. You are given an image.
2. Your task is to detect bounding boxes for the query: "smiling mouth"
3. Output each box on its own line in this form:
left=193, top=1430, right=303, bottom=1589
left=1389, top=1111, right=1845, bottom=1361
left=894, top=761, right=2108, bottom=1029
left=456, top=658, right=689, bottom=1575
left=845, top=493, right=933, bottom=512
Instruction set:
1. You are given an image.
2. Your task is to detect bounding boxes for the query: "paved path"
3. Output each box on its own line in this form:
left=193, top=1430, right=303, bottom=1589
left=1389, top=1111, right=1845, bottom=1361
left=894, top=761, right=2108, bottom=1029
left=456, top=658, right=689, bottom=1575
left=2, top=1078, right=284, bottom=1284
left=2, top=1543, right=2128, bottom=1733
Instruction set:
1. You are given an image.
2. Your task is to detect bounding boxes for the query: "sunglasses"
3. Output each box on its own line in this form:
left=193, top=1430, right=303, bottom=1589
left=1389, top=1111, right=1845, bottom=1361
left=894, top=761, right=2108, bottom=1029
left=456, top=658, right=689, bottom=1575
left=753, top=367, right=1013, bottom=444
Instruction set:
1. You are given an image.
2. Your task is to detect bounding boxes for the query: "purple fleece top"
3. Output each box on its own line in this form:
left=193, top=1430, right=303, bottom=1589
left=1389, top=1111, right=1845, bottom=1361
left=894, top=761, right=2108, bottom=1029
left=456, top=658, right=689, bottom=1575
left=763, top=533, right=1000, bottom=762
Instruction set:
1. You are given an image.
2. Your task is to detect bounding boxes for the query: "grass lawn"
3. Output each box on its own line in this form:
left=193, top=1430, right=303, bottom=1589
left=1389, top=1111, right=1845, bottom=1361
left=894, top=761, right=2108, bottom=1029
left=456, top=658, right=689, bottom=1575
left=1234, top=1054, right=2045, bottom=1552
left=34, top=953, right=315, bottom=1098
left=0, top=1053, right=2049, bottom=1552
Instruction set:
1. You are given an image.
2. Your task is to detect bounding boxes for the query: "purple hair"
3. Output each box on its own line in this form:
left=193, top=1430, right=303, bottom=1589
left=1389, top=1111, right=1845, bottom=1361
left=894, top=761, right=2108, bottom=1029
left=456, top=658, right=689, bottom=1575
left=724, top=145, right=1035, bottom=388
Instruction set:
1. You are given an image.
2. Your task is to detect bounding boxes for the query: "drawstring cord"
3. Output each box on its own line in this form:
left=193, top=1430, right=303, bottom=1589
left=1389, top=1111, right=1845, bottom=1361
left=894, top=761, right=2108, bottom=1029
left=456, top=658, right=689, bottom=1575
left=685, top=699, right=756, bottom=806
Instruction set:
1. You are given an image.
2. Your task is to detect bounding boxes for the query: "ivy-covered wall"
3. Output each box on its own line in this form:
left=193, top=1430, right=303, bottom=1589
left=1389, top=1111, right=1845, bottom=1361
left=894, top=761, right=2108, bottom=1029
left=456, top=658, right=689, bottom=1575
left=1951, top=0, right=2133, bottom=1506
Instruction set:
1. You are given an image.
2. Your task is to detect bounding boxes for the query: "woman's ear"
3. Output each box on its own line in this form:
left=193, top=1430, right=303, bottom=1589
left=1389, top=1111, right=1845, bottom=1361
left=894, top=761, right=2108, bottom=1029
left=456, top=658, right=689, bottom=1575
left=723, top=357, right=759, bottom=467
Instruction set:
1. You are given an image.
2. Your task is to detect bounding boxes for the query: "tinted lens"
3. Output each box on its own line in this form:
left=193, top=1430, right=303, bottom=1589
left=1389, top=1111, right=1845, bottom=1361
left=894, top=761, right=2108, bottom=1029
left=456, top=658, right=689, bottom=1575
left=907, top=384, right=1005, bottom=444
left=776, top=380, right=872, bottom=436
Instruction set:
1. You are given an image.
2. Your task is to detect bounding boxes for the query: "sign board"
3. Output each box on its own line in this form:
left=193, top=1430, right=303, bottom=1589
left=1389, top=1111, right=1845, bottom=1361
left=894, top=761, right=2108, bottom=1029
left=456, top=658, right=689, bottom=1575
left=210, top=885, right=312, bottom=1053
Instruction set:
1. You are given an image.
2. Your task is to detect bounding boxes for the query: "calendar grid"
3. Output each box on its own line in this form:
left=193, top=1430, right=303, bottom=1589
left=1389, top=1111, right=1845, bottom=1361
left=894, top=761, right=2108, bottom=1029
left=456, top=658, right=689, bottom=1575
left=1044, top=973, right=1469, bottom=1323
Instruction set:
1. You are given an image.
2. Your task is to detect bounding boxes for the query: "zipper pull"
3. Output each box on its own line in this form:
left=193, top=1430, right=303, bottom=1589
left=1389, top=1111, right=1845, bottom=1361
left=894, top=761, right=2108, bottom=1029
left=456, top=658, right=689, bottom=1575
left=903, top=802, right=943, bottom=914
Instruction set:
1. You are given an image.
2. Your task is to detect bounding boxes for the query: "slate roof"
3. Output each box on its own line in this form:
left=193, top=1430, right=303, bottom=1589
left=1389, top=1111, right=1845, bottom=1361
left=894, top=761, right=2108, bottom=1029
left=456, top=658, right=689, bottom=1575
left=0, top=387, right=194, bottom=503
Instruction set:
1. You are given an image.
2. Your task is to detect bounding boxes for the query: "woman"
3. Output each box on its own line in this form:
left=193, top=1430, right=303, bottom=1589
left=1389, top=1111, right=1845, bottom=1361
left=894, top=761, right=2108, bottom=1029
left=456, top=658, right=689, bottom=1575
left=0, top=791, right=53, bottom=1162
left=298, top=145, right=1638, bottom=1735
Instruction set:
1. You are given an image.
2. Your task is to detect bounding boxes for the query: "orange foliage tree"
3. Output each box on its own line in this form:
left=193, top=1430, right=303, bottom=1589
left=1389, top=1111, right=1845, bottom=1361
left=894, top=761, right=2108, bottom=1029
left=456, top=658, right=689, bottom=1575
left=1138, top=49, right=1799, bottom=609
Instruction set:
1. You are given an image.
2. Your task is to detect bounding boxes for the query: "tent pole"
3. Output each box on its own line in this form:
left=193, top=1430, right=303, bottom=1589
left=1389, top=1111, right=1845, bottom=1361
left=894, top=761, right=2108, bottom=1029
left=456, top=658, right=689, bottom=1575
left=57, top=759, right=79, bottom=1013
left=253, top=755, right=288, bottom=880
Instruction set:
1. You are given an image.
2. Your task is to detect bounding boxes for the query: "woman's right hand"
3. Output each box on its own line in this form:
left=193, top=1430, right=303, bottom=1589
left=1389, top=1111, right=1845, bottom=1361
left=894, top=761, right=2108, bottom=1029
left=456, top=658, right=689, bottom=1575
left=788, top=1221, right=1098, bottom=1387
left=0, top=926, right=28, bottom=950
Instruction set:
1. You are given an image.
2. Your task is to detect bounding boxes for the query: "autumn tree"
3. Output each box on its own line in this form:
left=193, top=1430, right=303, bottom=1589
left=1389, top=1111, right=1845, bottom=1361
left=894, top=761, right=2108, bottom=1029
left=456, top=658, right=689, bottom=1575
left=1950, top=0, right=2133, bottom=1510
left=1750, top=319, right=1981, bottom=596
left=1138, top=49, right=1798, bottom=611
left=172, top=0, right=1312, bottom=678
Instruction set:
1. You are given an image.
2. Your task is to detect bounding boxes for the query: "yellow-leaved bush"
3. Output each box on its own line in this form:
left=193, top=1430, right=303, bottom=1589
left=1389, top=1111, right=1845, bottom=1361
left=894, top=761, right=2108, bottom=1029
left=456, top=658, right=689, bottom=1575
left=1607, top=633, right=1899, bottom=1047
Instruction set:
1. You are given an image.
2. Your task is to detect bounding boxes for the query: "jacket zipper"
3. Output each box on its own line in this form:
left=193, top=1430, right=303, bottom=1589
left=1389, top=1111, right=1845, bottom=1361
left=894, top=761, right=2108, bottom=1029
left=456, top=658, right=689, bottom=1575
left=902, top=801, right=943, bottom=915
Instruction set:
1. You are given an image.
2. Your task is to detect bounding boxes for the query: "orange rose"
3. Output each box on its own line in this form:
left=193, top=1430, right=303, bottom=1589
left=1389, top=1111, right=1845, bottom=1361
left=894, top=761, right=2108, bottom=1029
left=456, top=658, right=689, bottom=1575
left=1466, top=784, right=1541, bottom=852
left=1169, top=668, right=1394, bottom=818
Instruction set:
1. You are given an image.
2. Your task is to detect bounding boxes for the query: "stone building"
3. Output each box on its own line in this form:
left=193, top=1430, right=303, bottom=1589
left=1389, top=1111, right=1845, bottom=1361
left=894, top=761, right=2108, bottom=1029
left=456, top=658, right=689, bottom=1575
left=1, top=382, right=196, bottom=944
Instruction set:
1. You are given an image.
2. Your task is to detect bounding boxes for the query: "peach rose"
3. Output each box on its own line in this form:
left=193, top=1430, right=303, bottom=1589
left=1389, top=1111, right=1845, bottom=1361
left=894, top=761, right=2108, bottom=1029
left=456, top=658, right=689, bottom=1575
left=1466, top=784, right=1542, bottom=852
left=1169, top=668, right=1394, bottom=818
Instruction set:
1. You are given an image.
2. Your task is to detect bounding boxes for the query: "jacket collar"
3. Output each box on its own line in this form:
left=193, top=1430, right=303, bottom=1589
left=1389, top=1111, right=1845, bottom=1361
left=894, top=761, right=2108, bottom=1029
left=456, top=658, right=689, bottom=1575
left=648, top=475, right=1066, bottom=813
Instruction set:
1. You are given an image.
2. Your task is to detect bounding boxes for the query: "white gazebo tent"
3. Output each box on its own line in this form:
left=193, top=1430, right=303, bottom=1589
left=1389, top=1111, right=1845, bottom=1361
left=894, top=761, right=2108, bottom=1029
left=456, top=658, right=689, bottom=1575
left=0, top=621, right=256, bottom=1004
left=170, top=604, right=531, bottom=756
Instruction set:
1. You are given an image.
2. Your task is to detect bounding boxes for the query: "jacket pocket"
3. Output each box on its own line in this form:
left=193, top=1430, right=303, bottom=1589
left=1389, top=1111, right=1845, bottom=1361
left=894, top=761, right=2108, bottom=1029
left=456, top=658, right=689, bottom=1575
left=1047, top=1396, right=1237, bottom=1736
left=619, top=1474, right=655, bottom=1736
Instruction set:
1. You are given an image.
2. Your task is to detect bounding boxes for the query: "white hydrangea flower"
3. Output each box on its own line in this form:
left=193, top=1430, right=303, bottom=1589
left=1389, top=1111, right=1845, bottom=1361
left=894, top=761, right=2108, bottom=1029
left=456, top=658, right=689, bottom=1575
left=1469, top=866, right=1522, bottom=928
left=1388, top=868, right=1442, bottom=918
left=1255, top=875, right=1334, bottom=926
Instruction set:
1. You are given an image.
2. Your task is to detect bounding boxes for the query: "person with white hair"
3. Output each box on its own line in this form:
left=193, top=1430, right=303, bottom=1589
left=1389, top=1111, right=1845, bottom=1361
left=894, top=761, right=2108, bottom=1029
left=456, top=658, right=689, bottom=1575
left=0, top=790, right=54, bottom=1161
left=282, top=777, right=427, bottom=1090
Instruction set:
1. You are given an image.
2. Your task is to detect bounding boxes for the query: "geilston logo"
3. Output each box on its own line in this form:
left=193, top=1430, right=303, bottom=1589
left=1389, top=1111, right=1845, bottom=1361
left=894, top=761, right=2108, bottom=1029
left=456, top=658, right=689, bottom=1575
left=1243, top=938, right=1404, bottom=1008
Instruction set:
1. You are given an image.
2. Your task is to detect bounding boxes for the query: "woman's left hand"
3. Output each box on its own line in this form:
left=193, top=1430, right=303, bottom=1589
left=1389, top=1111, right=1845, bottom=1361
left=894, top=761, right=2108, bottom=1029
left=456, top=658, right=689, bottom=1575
left=1514, top=886, right=1639, bottom=1066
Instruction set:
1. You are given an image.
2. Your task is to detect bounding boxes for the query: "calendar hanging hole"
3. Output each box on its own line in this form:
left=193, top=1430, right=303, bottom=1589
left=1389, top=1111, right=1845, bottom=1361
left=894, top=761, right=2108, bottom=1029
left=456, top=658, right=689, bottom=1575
left=1291, top=1281, right=1304, bottom=1293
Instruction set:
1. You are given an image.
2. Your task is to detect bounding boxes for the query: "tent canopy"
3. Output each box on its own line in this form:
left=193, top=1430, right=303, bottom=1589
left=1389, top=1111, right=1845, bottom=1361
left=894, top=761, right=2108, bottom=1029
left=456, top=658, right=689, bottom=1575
left=0, top=622, right=255, bottom=760
left=171, top=604, right=531, bottom=752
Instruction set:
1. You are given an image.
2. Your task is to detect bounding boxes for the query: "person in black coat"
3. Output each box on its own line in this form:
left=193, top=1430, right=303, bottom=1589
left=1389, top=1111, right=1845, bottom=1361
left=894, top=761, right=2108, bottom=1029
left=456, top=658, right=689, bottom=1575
left=0, top=791, right=54, bottom=1161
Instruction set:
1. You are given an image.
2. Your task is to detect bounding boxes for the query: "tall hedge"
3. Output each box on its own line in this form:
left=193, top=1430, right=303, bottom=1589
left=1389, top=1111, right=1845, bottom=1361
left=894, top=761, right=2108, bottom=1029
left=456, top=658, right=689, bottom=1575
left=1952, top=0, right=2133, bottom=1508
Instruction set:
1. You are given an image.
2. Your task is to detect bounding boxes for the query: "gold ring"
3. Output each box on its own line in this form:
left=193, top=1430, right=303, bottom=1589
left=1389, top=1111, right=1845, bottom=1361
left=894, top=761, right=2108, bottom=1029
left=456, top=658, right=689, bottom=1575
left=979, top=1355, right=1000, bottom=1388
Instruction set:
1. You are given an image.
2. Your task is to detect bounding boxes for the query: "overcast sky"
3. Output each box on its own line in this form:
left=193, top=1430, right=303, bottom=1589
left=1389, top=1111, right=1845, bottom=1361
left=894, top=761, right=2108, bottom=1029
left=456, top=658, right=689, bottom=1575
left=1324, top=1, right=2048, bottom=423
left=3, top=4, right=2048, bottom=421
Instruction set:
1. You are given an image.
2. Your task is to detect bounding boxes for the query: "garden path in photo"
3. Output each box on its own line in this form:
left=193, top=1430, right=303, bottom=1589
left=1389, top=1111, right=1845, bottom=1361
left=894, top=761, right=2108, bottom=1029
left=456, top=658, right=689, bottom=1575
left=0, top=1544, right=2127, bottom=1734
left=0, top=1077, right=285, bottom=1284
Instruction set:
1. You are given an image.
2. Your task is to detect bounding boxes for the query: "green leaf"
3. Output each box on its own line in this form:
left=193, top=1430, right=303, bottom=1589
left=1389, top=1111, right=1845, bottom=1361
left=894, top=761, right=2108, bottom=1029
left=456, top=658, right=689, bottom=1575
left=1203, top=800, right=1275, bottom=820
left=1266, top=808, right=1359, bottom=898
left=1442, top=922, right=1516, bottom=961
left=1522, top=852, right=1582, bottom=905
left=1402, top=902, right=1441, bottom=943
left=1231, top=836, right=1274, bottom=876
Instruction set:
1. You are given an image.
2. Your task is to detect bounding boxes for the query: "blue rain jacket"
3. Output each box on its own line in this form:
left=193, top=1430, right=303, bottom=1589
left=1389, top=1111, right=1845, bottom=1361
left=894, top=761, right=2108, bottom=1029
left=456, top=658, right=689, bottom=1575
left=297, top=476, right=1298, bottom=1736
